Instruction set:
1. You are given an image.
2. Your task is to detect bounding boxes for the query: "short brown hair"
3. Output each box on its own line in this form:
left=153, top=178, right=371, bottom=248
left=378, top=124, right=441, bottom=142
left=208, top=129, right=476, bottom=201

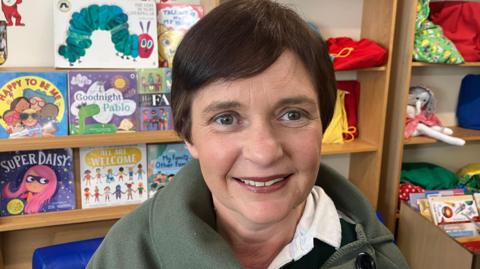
left=171, top=0, right=336, bottom=143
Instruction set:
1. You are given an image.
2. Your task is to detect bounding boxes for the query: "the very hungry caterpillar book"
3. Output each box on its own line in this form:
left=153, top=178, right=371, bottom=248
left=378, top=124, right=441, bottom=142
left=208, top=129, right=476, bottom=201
left=54, top=0, right=159, bottom=68
left=69, top=71, right=139, bottom=135
left=0, top=72, right=68, bottom=139
left=0, top=148, right=75, bottom=216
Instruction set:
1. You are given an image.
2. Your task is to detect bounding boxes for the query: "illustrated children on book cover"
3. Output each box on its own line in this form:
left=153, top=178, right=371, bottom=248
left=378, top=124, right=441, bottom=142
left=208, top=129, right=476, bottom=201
left=0, top=72, right=68, bottom=139
left=147, top=143, right=192, bottom=197
left=80, top=144, right=147, bottom=208
left=157, top=3, right=203, bottom=67
left=0, top=148, right=75, bottom=216
left=54, top=0, right=158, bottom=68
left=69, top=71, right=139, bottom=135
left=138, top=68, right=173, bottom=131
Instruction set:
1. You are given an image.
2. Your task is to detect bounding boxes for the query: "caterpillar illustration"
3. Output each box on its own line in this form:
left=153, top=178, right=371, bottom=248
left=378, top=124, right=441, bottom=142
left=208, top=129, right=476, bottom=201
left=58, top=4, right=154, bottom=66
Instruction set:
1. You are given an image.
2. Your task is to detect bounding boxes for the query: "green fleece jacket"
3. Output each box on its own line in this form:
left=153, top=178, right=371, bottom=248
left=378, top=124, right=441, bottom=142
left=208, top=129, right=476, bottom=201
left=87, top=160, right=409, bottom=269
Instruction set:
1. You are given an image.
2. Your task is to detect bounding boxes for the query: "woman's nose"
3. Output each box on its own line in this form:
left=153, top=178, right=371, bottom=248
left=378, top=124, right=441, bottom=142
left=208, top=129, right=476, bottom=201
left=242, top=123, right=284, bottom=166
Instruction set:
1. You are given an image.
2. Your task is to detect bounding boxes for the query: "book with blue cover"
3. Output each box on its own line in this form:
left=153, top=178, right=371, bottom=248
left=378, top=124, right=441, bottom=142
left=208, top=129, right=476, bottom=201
left=0, top=148, right=75, bottom=216
left=0, top=72, right=68, bottom=139
left=147, top=143, right=192, bottom=197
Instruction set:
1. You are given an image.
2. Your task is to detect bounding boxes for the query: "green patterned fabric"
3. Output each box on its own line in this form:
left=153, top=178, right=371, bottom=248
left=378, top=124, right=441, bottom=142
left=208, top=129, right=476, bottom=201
left=413, top=0, right=464, bottom=64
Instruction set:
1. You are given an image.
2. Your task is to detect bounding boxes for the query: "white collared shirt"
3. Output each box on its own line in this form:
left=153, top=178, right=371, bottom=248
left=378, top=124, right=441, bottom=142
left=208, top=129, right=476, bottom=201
left=268, top=186, right=342, bottom=269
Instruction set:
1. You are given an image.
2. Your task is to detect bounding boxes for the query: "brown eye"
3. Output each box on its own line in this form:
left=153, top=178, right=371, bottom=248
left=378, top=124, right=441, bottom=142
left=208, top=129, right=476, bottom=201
left=280, top=111, right=302, bottom=121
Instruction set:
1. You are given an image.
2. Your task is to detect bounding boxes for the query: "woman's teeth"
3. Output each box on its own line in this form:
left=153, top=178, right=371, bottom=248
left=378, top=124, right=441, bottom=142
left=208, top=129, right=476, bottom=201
left=239, top=177, right=285, bottom=187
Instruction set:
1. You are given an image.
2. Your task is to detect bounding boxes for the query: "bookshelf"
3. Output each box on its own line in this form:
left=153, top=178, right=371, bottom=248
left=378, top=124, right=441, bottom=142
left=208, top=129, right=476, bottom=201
left=379, top=0, right=480, bottom=241
left=0, top=0, right=399, bottom=268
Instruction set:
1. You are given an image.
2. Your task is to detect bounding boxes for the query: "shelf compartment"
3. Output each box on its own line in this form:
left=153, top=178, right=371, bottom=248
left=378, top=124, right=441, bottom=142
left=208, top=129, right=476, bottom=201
left=0, top=131, right=182, bottom=152
left=412, top=62, right=480, bottom=68
left=335, top=66, right=386, bottom=72
left=404, top=126, right=480, bottom=145
left=321, top=139, right=377, bottom=155
left=0, top=204, right=138, bottom=232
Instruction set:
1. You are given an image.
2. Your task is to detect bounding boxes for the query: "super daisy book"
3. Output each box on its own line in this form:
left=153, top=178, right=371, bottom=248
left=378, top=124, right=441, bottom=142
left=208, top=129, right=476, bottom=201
left=0, top=72, right=68, bottom=139
left=0, top=148, right=76, bottom=216
left=68, top=71, right=139, bottom=135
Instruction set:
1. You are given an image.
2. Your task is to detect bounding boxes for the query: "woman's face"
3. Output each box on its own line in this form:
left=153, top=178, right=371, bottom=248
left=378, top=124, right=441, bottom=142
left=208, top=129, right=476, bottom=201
left=187, top=51, right=323, bottom=226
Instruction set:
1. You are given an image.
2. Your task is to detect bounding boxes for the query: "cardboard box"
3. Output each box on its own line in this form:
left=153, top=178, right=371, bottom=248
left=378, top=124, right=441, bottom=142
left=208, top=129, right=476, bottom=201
left=398, top=202, right=480, bottom=269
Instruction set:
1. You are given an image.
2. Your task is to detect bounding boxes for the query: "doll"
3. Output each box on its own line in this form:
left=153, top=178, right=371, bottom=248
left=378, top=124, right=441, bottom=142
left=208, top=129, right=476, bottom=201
left=404, top=86, right=465, bottom=146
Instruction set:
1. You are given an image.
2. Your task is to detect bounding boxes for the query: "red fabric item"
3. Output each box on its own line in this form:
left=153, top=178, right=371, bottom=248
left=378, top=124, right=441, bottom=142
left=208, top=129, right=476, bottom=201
left=327, top=37, right=387, bottom=70
left=430, top=2, right=480, bottom=62
left=337, top=81, right=360, bottom=139
left=398, top=183, right=425, bottom=201
left=404, top=111, right=443, bottom=138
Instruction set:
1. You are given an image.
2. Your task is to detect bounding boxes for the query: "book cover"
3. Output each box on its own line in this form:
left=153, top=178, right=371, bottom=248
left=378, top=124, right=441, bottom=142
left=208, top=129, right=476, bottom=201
left=429, top=195, right=480, bottom=225
left=408, top=189, right=465, bottom=211
left=138, top=68, right=173, bottom=131
left=54, top=0, right=158, bottom=68
left=417, top=198, right=434, bottom=222
left=440, top=222, right=480, bottom=238
left=147, top=143, right=191, bottom=197
left=68, top=71, right=139, bottom=135
left=157, top=3, right=203, bottom=67
left=0, top=72, right=68, bottom=139
left=79, top=144, right=147, bottom=208
left=0, top=148, right=75, bottom=216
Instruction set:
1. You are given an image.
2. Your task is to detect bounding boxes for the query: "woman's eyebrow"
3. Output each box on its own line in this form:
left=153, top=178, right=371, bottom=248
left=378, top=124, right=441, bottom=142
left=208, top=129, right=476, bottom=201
left=202, top=101, right=243, bottom=114
left=274, top=96, right=318, bottom=110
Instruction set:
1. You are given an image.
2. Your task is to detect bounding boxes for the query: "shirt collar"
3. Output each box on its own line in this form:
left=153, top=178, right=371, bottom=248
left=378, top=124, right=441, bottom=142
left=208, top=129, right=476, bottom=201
left=268, top=186, right=342, bottom=269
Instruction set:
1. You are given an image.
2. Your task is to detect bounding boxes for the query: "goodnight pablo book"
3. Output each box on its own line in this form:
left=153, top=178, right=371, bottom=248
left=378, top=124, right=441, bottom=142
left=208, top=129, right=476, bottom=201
left=54, top=0, right=158, bottom=68
left=0, top=149, right=75, bottom=216
left=157, top=3, right=203, bottom=67
left=0, top=72, right=68, bottom=139
left=147, top=143, right=192, bottom=197
left=69, top=71, right=139, bottom=135
left=138, top=68, right=173, bottom=131
left=79, top=144, right=147, bottom=208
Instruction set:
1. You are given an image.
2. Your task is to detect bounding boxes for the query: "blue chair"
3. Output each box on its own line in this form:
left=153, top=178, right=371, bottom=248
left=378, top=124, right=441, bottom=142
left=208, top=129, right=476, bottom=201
left=32, top=237, right=103, bottom=269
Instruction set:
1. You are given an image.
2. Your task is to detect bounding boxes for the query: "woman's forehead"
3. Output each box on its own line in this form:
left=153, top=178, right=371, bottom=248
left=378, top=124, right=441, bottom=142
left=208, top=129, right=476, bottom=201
left=192, top=51, right=317, bottom=105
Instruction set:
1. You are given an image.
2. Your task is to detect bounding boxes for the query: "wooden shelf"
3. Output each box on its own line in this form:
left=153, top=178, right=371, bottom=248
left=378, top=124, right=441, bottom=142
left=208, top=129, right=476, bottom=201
left=335, top=66, right=386, bottom=72
left=404, top=126, right=480, bottom=145
left=0, top=204, right=138, bottom=232
left=321, top=139, right=377, bottom=155
left=0, top=131, right=182, bottom=152
left=412, top=62, right=480, bottom=68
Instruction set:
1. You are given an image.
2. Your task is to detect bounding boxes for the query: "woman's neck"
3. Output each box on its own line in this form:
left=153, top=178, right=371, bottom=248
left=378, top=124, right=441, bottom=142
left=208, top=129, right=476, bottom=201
left=215, top=200, right=306, bottom=269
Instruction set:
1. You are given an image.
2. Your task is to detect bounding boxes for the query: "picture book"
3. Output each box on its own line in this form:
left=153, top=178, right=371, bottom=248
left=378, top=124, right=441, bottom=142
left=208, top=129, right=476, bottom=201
left=68, top=71, right=139, bottom=135
left=408, top=189, right=465, bottom=211
left=54, top=0, right=158, bottom=68
left=79, top=144, right=147, bottom=208
left=138, top=68, right=173, bottom=131
left=417, top=198, right=433, bottom=222
left=440, top=222, right=480, bottom=238
left=429, top=195, right=480, bottom=225
left=157, top=3, right=203, bottom=67
left=0, top=72, right=68, bottom=139
left=147, top=143, right=192, bottom=197
left=0, top=148, right=75, bottom=216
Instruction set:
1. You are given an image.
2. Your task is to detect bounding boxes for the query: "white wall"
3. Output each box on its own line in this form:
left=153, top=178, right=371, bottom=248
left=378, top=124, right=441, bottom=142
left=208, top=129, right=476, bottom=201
left=276, top=0, right=364, bottom=178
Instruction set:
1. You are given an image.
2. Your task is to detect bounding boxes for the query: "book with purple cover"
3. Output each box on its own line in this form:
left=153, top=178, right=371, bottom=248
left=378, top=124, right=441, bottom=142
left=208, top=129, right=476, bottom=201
left=0, top=148, right=75, bottom=216
left=68, top=71, right=139, bottom=135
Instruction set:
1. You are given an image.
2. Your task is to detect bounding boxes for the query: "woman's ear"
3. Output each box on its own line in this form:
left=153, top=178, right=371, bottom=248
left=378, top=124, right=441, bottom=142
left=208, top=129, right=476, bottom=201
left=185, top=141, right=199, bottom=159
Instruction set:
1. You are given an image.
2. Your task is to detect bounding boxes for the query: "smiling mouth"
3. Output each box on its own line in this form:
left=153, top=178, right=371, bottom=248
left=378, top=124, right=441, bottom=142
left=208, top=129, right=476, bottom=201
left=233, top=174, right=292, bottom=187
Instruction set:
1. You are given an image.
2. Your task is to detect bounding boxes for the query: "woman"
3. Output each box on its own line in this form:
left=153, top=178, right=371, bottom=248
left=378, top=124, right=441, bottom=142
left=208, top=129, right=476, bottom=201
left=88, top=1, right=409, bottom=268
